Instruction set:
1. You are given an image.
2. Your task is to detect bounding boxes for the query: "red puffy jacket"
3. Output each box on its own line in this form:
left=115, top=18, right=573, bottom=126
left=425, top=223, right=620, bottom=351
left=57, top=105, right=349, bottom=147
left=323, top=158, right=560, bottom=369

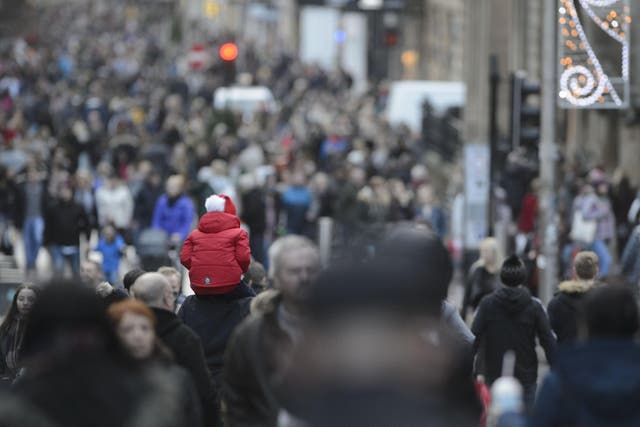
left=181, top=211, right=251, bottom=295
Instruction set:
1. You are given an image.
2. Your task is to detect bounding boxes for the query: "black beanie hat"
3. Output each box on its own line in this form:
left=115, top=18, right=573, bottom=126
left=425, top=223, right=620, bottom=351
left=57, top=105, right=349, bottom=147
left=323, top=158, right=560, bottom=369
left=500, top=255, right=527, bottom=287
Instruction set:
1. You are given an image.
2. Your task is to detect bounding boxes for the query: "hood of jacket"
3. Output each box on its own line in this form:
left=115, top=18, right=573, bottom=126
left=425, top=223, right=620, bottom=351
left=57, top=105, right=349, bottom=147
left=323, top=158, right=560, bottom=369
left=197, top=211, right=240, bottom=234
left=250, top=289, right=282, bottom=317
left=493, top=286, right=531, bottom=314
left=554, top=341, right=640, bottom=418
left=558, top=280, right=597, bottom=294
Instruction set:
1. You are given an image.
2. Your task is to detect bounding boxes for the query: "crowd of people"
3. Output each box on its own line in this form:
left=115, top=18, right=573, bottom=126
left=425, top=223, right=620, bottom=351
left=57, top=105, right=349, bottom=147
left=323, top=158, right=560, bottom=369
left=1, top=1, right=640, bottom=427
left=2, top=212, right=640, bottom=426
left=494, top=149, right=640, bottom=296
left=0, top=0, right=452, bottom=287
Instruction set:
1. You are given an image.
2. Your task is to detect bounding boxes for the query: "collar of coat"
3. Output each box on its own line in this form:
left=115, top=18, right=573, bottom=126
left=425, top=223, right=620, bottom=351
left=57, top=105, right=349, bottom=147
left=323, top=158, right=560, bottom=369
left=558, top=280, right=597, bottom=294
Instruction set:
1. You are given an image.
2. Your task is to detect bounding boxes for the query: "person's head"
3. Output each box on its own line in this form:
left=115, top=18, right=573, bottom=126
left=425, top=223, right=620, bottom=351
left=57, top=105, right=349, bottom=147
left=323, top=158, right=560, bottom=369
left=0, top=283, right=39, bottom=334
left=157, top=266, right=181, bottom=300
left=416, top=184, right=435, bottom=205
left=573, top=251, right=599, bottom=281
left=268, top=236, right=320, bottom=304
left=123, top=268, right=146, bottom=292
left=372, top=224, right=454, bottom=315
left=75, top=169, right=93, bottom=189
left=584, top=284, right=639, bottom=340
left=131, top=272, right=175, bottom=311
left=530, top=178, right=541, bottom=193
left=291, top=170, right=306, bottom=187
left=349, top=167, right=366, bottom=187
left=500, top=255, right=527, bottom=287
left=81, top=259, right=103, bottom=287
left=21, top=282, right=122, bottom=364
left=166, top=175, right=185, bottom=198
left=204, top=194, right=237, bottom=216
left=479, top=238, right=502, bottom=271
left=102, top=224, right=116, bottom=242
left=59, top=186, right=73, bottom=202
left=106, top=175, right=120, bottom=189
left=15, top=284, right=38, bottom=316
left=245, top=260, right=267, bottom=292
left=108, top=300, right=157, bottom=360
left=311, top=172, right=330, bottom=193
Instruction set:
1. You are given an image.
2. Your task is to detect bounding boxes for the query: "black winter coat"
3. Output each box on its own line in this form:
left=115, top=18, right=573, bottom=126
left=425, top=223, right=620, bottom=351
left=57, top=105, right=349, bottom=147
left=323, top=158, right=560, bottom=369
left=463, top=265, right=500, bottom=314
left=44, top=200, right=90, bottom=246
left=134, top=181, right=163, bottom=229
left=547, top=280, right=596, bottom=345
left=178, top=282, right=253, bottom=385
left=223, top=291, right=291, bottom=427
left=152, top=308, right=220, bottom=427
left=241, top=189, right=266, bottom=235
left=472, top=286, right=556, bottom=386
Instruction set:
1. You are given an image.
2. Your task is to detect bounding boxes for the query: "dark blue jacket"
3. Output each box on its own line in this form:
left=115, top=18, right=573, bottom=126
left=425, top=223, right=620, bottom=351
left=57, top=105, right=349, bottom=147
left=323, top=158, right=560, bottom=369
left=531, top=341, right=640, bottom=427
left=152, top=194, right=195, bottom=241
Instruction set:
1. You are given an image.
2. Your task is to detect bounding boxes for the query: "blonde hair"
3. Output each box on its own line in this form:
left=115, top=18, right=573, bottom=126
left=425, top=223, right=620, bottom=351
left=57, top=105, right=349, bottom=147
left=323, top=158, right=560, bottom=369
left=477, top=237, right=503, bottom=274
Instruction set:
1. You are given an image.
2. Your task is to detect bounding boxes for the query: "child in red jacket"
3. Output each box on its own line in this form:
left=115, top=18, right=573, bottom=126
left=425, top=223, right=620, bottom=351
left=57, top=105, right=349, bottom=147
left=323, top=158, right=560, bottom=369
left=180, top=194, right=251, bottom=295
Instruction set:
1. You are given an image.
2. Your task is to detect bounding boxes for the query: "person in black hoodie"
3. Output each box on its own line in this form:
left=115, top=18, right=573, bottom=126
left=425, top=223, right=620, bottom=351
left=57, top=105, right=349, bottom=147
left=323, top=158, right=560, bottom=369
left=44, top=186, right=90, bottom=277
left=471, top=255, right=556, bottom=411
left=132, top=273, right=220, bottom=427
left=547, top=251, right=600, bottom=345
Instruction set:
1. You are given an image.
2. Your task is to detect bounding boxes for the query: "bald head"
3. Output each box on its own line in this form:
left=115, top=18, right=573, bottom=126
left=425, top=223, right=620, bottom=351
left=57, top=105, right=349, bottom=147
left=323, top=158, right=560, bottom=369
left=131, top=273, right=174, bottom=311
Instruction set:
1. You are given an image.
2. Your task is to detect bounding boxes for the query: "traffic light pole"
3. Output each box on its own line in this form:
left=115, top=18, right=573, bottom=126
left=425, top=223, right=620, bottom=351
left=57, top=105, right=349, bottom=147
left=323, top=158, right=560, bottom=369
left=538, top=0, right=558, bottom=305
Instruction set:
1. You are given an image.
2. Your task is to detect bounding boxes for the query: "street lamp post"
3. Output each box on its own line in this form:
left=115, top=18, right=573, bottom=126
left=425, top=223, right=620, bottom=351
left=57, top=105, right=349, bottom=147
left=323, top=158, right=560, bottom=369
left=538, top=0, right=558, bottom=305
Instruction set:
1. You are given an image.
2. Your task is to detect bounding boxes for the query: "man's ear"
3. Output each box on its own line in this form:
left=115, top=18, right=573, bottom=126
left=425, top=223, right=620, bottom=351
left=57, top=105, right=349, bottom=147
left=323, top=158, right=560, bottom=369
left=163, top=285, right=175, bottom=308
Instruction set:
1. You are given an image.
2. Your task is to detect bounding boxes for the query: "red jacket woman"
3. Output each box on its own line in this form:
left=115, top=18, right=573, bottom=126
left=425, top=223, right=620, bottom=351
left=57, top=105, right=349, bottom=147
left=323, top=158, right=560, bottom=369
left=181, top=195, right=251, bottom=295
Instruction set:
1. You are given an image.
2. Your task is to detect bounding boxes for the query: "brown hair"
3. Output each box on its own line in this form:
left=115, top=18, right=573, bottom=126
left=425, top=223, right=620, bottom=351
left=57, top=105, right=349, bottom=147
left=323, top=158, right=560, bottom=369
left=107, top=300, right=156, bottom=327
left=573, top=251, right=599, bottom=280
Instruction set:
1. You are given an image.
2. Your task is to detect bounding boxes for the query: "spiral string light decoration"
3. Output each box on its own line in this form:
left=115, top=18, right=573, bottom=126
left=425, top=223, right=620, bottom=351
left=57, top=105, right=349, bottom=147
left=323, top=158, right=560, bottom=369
left=558, top=0, right=630, bottom=108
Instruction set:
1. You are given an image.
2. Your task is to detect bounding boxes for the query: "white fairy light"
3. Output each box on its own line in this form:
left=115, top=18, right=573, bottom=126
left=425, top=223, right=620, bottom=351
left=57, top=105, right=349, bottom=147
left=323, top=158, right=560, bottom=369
left=559, top=0, right=628, bottom=107
left=584, top=0, right=621, bottom=6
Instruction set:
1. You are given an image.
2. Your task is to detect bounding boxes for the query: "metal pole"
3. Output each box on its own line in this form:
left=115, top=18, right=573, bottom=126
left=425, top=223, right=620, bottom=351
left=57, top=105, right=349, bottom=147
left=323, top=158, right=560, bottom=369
left=488, top=55, right=500, bottom=237
left=539, top=0, right=557, bottom=305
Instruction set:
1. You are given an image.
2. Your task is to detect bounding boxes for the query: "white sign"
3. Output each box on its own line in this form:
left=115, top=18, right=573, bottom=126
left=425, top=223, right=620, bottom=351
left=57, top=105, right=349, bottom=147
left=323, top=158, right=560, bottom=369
left=464, top=144, right=490, bottom=249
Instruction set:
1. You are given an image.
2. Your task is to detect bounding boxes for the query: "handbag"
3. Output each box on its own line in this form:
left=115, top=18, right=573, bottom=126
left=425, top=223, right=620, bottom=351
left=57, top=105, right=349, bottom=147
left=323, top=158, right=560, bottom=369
left=570, top=211, right=597, bottom=244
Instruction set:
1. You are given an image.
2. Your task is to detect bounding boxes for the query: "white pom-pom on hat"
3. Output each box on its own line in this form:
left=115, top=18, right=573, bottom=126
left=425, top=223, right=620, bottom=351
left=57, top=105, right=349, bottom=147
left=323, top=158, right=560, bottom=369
left=205, top=195, right=227, bottom=212
left=204, top=194, right=238, bottom=215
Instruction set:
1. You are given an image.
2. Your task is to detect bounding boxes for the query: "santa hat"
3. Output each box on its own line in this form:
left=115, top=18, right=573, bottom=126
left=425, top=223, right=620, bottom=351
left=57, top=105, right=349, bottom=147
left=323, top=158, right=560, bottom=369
left=205, top=194, right=237, bottom=216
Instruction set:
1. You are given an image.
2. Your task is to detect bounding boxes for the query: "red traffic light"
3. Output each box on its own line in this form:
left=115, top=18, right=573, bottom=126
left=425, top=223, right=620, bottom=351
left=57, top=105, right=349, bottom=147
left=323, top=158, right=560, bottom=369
left=219, top=43, right=238, bottom=61
left=384, top=30, right=398, bottom=46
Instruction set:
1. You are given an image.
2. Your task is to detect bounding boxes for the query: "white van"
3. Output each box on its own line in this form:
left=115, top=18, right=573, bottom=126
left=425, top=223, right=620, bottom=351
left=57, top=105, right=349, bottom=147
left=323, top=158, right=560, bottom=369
left=385, top=81, right=466, bottom=134
left=213, top=86, right=278, bottom=119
